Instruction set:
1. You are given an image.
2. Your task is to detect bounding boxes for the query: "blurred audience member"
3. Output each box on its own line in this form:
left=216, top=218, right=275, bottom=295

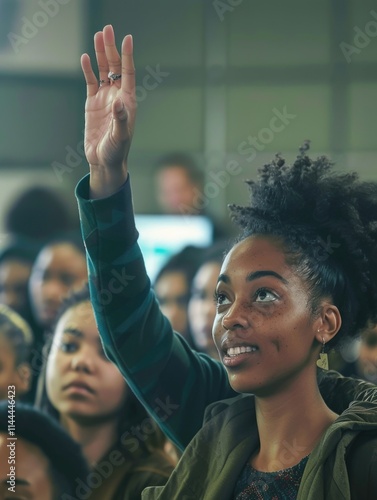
left=0, top=401, right=89, bottom=500
left=36, top=285, right=174, bottom=499
left=0, top=237, right=40, bottom=324
left=27, top=234, right=87, bottom=403
left=0, top=304, right=33, bottom=402
left=29, top=235, right=87, bottom=334
left=4, top=185, right=78, bottom=242
left=155, top=153, right=204, bottom=216
left=341, top=323, right=377, bottom=384
left=153, top=246, right=204, bottom=344
left=188, top=242, right=228, bottom=359
left=154, top=152, right=230, bottom=241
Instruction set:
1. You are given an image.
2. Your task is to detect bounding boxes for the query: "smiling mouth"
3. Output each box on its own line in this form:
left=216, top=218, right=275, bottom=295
left=226, top=346, right=258, bottom=357
left=222, top=345, right=259, bottom=368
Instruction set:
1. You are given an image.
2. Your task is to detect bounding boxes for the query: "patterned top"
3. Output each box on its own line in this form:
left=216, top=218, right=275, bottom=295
left=233, top=455, right=309, bottom=500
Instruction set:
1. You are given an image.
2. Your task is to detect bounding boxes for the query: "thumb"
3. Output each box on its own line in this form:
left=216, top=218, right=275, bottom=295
left=112, top=98, right=128, bottom=139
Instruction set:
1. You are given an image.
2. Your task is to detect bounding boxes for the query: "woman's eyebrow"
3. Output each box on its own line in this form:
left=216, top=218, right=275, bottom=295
left=217, top=270, right=288, bottom=285
left=246, top=270, right=288, bottom=284
left=63, top=327, right=84, bottom=338
left=217, top=273, right=229, bottom=284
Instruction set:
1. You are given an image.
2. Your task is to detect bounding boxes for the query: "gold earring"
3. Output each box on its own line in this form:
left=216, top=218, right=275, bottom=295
left=316, top=336, right=329, bottom=370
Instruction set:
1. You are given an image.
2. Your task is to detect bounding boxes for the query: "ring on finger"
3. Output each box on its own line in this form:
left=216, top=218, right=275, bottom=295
left=108, top=71, right=122, bottom=82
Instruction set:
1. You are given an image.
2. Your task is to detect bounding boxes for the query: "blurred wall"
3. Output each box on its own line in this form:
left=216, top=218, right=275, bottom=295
left=0, top=0, right=376, bottom=236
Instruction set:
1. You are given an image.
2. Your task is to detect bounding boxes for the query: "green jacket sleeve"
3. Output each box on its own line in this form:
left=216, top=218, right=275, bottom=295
left=75, top=174, right=235, bottom=451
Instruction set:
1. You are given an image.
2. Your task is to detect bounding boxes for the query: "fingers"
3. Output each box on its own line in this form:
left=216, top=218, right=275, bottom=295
left=94, top=31, right=109, bottom=84
left=112, top=98, right=129, bottom=142
left=81, top=53, right=98, bottom=97
left=121, top=35, right=136, bottom=99
left=103, top=25, right=122, bottom=77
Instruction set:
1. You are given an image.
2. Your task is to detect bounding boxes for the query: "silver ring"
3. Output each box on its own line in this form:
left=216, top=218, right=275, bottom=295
left=108, top=71, right=122, bottom=81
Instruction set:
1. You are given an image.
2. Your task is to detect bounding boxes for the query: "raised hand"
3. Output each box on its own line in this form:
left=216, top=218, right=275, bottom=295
left=80, top=25, right=136, bottom=198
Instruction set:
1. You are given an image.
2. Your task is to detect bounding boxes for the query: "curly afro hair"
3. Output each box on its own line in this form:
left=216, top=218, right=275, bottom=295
left=229, top=141, right=377, bottom=348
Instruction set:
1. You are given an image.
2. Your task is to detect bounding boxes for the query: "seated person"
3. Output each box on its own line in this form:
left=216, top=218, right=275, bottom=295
left=28, top=234, right=88, bottom=401
left=36, top=284, right=175, bottom=499
left=0, top=401, right=88, bottom=500
left=29, top=234, right=88, bottom=336
left=0, top=237, right=40, bottom=325
left=153, top=245, right=204, bottom=345
left=0, top=304, right=33, bottom=402
left=188, top=242, right=228, bottom=359
left=154, top=153, right=231, bottom=240
left=341, top=323, right=377, bottom=384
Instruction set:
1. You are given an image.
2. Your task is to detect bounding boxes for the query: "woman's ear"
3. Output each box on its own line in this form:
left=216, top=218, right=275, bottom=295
left=315, top=302, right=342, bottom=345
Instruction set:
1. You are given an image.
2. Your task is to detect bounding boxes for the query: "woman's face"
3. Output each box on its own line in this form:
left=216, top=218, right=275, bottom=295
left=188, top=262, right=221, bottom=357
left=46, top=301, right=127, bottom=422
left=29, top=243, right=87, bottom=329
left=0, top=259, right=32, bottom=318
left=154, top=271, right=189, bottom=335
left=212, top=235, right=326, bottom=396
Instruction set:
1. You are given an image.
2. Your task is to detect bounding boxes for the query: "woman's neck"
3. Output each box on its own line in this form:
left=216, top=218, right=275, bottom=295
left=61, top=415, right=119, bottom=467
left=252, top=369, right=338, bottom=472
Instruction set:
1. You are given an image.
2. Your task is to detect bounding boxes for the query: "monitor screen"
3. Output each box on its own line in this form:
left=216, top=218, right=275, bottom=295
left=134, top=214, right=213, bottom=283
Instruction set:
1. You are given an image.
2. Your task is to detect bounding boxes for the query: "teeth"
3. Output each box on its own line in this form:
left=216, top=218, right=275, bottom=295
left=227, top=346, right=257, bottom=357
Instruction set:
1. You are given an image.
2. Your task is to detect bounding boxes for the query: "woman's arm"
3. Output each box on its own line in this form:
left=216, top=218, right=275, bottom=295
left=78, top=25, right=235, bottom=451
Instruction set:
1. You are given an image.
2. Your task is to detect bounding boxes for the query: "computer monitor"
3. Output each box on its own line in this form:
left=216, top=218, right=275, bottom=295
left=134, top=214, right=213, bottom=283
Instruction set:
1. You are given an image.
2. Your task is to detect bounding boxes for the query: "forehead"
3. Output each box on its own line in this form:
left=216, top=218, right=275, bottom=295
left=156, top=271, right=188, bottom=290
left=56, top=302, right=96, bottom=334
left=0, top=434, right=53, bottom=496
left=193, top=262, right=222, bottom=287
left=221, top=236, right=288, bottom=274
left=36, top=244, right=84, bottom=269
left=158, top=166, right=192, bottom=183
left=0, top=259, right=32, bottom=277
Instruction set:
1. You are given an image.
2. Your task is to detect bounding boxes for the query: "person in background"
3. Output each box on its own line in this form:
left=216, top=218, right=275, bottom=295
left=36, top=285, right=175, bottom=499
left=155, top=152, right=204, bottom=216
left=4, top=185, right=78, bottom=242
left=341, top=323, right=377, bottom=384
left=76, top=25, right=377, bottom=498
left=153, top=245, right=204, bottom=345
left=27, top=234, right=88, bottom=403
left=0, top=401, right=89, bottom=500
left=188, top=242, right=228, bottom=359
left=28, top=235, right=88, bottom=335
left=154, top=152, right=231, bottom=241
left=0, top=304, right=33, bottom=402
left=0, top=237, right=40, bottom=325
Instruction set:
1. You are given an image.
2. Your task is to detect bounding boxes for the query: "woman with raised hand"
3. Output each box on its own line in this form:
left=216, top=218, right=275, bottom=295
left=77, top=25, right=377, bottom=498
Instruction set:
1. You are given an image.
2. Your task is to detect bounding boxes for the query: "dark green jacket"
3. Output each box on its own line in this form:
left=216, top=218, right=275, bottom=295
left=142, top=395, right=377, bottom=499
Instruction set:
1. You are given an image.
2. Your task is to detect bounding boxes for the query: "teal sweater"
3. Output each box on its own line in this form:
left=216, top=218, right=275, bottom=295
left=76, top=174, right=377, bottom=497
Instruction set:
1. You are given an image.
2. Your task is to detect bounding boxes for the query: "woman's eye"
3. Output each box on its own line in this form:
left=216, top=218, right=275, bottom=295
left=255, top=289, right=277, bottom=303
left=214, top=291, right=230, bottom=306
left=60, top=341, right=77, bottom=353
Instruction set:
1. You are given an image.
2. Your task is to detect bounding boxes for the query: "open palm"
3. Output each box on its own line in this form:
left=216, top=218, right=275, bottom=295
left=81, top=26, right=135, bottom=173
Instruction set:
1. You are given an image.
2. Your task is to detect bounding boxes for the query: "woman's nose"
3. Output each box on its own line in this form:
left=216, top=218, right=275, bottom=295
left=221, top=301, right=250, bottom=331
left=70, top=349, right=95, bottom=373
